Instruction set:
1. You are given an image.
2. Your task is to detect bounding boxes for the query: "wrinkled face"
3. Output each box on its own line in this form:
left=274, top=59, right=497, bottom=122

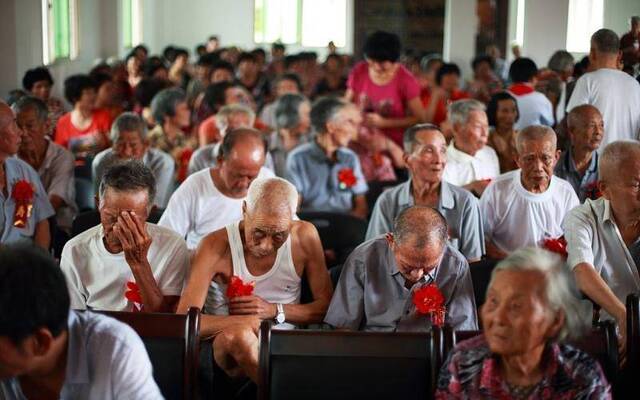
left=31, top=80, right=52, bottom=100
left=16, top=108, right=48, bottom=148
left=516, top=138, right=558, bottom=192
left=99, top=187, right=150, bottom=253
left=0, top=336, right=36, bottom=380
left=482, top=270, right=560, bottom=357
left=113, top=130, right=147, bottom=160
left=0, top=109, right=23, bottom=156
left=77, top=87, right=97, bottom=110
left=211, top=68, right=234, bottom=84
left=295, top=101, right=311, bottom=135
left=327, top=105, right=362, bottom=147
left=389, top=235, right=444, bottom=285
left=243, top=207, right=292, bottom=258
left=406, top=129, right=447, bottom=184
left=168, top=101, right=191, bottom=128
left=218, top=143, right=265, bottom=197
left=454, top=110, right=489, bottom=156
left=570, top=110, right=604, bottom=153
left=495, top=99, right=518, bottom=129
left=275, top=79, right=300, bottom=98
left=601, top=154, right=640, bottom=222
left=440, top=73, right=459, bottom=92
left=366, top=59, right=398, bottom=82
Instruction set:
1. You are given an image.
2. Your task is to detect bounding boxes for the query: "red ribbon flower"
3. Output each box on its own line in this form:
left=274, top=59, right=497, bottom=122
left=226, top=275, right=255, bottom=299
left=11, top=180, right=34, bottom=228
left=413, top=283, right=446, bottom=327
left=542, top=236, right=568, bottom=258
left=338, top=168, right=357, bottom=190
left=125, top=281, right=143, bottom=312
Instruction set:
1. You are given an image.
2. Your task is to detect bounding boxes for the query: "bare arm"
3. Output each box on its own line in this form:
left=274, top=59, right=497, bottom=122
left=33, top=219, right=50, bottom=250
left=351, top=194, right=368, bottom=220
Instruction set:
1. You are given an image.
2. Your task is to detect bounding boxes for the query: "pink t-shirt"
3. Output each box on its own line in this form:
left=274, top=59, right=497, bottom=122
left=347, top=61, right=421, bottom=145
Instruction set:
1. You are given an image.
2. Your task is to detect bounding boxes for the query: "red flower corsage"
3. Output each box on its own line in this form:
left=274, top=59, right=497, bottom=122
left=226, top=275, right=255, bottom=299
left=542, top=236, right=568, bottom=258
left=11, top=180, right=34, bottom=228
left=338, top=168, right=357, bottom=190
left=125, top=281, right=143, bottom=312
left=413, top=283, right=446, bottom=327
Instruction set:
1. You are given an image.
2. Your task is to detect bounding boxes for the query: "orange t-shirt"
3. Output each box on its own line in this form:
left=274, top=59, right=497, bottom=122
left=54, top=109, right=113, bottom=159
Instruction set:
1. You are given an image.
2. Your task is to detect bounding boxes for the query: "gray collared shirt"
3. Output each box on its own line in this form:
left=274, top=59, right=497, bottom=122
left=92, top=148, right=175, bottom=208
left=324, top=237, right=478, bottom=332
left=554, top=149, right=599, bottom=203
left=563, top=198, right=640, bottom=320
left=286, top=140, right=368, bottom=213
left=366, top=180, right=485, bottom=260
left=0, top=311, right=163, bottom=400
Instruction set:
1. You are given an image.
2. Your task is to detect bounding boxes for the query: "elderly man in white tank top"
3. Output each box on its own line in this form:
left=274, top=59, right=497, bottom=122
left=176, top=177, right=333, bottom=382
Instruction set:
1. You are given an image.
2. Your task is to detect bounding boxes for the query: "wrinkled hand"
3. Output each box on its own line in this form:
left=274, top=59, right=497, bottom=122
left=113, top=211, right=152, bottom=268
left=229, top=295, right=276, bottom=320
left=364, top=112, right=386, bottom=128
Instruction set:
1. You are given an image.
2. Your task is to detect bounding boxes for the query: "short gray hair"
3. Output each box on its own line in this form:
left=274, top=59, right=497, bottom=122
left=515, top=125, right=557, bottom=154
left=310, top=96, right=346, bottom=135
left=98, top=160, right=156, bottom=206
left=392, top=206, right=448, bottom=249
left=151, top=87, right=186, bottom=125
left=110, top=112, right=147, bottom=143
left=403, top=123, right=442, bottom=153
left=215, top=104, right=255, bottom=130
left=547, top=50, right=574, bottom=73
left=11, top=96, right=48, bottom=122
left=599, top=140, right=640, bottom=183
left=245, top=177, right=298, bottom=215
left=591, top=29, right=620, bottom=54
left=275, top=93, right=308, bottom=130
left=448, top=99, right=486, bottom=127
left=489, top=247, right=587, bottom=341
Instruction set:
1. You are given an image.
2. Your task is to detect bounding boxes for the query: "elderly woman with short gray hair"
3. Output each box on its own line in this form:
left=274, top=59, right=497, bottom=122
left=436, top=247, right=611, bottom=399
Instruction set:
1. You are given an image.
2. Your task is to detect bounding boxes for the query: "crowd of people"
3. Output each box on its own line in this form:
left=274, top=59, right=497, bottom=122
left=2, top=17, right=640, bottom=398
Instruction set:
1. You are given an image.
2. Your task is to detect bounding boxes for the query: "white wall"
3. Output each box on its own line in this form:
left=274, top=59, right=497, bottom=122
left=443, top=0, right=477, bottom=79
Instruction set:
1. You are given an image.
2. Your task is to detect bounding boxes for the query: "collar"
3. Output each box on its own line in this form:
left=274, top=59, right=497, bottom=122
left=309, top=139, right=342, bottom=163
left=406, top=179, right=454, bottom=209
left=64, top=311, right=90, bottom=384
left=566, top=148, right=598, bottom=174
left=602, top=198, right=614, bottom=223
left=447, top=141, right=477, bottom=162
left=508, top=83, right=535, bottom=96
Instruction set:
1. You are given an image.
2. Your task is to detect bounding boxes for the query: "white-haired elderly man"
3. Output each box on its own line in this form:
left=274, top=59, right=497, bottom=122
left=367, top=124, right=484, bottom=262
left=563, top=141, right=640, bottom=354
left=442, top=99, right=500, bottom=197
left=188, top=103, right=257, bottom=175
left=480, top=125, right=579, bottom=259
left=177, top=177, right=333, bottom=382
left=92, top=112, right=175, bottom=208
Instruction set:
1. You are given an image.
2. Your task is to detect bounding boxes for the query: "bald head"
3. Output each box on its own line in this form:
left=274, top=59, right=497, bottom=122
left=567, top=105, right=601, bottom=131
left=599, top=141, right=640, bottom=183
left=393, top=206, right=448, bottom=249
left=218, top=127, right=266, bottom=163
left=515, top=125, right=557, bottom=154
left=245, top=177, right=298, bottom=217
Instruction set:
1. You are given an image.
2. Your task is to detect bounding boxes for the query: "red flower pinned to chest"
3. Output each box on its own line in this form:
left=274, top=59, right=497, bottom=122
left=125, top=281, right=143, bottom=312
left=226, top=275, right=255, bottom=299
left=11, top=180, right=34, bottom=228
left=413, top=283, right=446, bottom=326
left=542, top=236, right=568, bottom=258
left=338, top=168, right=357, bottom=190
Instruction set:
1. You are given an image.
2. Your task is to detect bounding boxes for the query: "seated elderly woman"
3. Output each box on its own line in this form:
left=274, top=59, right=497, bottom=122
left=148, top=87, right=196, bottom=183
left=436, top=247, right=611, bottom=398
left=269, top=93, right=311, bottom=177
left=92, top=112, right=175, bottom=208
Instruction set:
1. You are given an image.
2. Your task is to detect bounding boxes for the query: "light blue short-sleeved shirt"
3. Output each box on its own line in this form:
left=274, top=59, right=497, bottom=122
left=0, top=311, right=163, bottom=400
left=324, top=237, right=478, bottom=332
left=285, top=140, right=368, bottom=213
left=0, top=158, right=55, bottom=245
left=366, top=179, right=485, bottom=260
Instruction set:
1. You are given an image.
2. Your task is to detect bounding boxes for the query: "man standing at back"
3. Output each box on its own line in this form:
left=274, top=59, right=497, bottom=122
left=567, top=28, right=640, bottom=148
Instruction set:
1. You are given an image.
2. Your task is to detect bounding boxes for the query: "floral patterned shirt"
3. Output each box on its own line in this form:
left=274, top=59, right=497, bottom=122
left=436, top=335, right=611, bottom=400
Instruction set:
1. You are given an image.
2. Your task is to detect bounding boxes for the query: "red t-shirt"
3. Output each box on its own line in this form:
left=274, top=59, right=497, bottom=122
left=54, top=109, right=112, bottom=159
left=347, top=61, right=421, bottom=145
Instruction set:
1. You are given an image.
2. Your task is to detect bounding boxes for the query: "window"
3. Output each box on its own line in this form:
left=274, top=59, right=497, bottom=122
left=566, top=0, right=603, bottom=53
left=122, top=0, right=143, bottom=49
left=41, top=0, right=78, bottom=65
left=254, top=0, right=347, bottom=47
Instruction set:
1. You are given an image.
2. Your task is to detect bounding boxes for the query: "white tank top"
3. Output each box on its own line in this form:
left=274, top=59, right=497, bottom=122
left=203, top=221, right=301, bottom=315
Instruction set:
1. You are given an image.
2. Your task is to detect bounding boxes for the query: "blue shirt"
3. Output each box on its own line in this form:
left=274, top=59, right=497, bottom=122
left=285, top=140, right=368, bottom=213
left=0, top=311, right=163, bottom=400
left=0, top=158, right=55, bottom=245
left=554, top=149, right=599, bottom=203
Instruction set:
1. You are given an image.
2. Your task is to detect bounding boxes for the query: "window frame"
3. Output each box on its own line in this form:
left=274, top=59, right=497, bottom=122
left=41, top=0, right=78, bottom=65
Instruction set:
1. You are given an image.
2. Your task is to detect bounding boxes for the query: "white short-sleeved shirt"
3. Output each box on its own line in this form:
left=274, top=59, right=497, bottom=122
left=480, top=170, right=580, bottom=253
left=566, top=68, right=640, bottom=150
left=512, top=91, right=554, bottom=130
left=0, top=311, right=163, bottom=400
left=61, top=223, right=189, bottom=311
left=159, top=167, right=274, bottom=249
left=442, top=142, right=500, bottom=187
